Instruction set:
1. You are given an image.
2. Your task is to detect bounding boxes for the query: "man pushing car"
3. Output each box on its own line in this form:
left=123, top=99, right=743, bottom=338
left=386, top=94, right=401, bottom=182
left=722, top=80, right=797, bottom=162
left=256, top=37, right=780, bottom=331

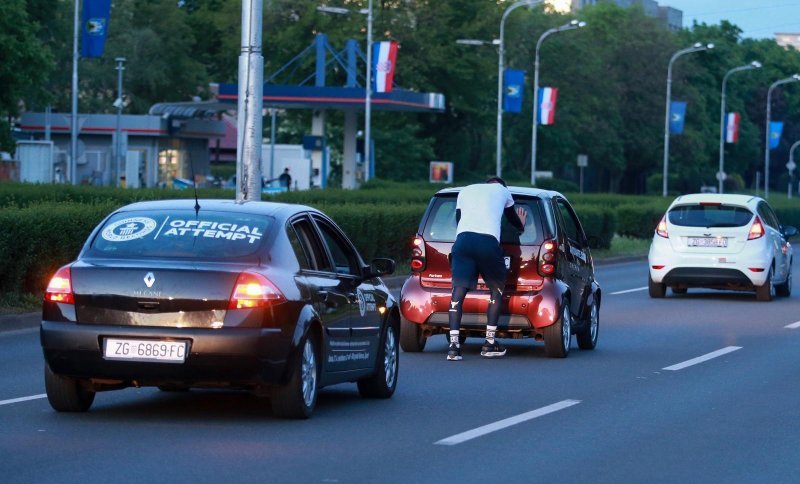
left=447, top=176, right=526, bottom=361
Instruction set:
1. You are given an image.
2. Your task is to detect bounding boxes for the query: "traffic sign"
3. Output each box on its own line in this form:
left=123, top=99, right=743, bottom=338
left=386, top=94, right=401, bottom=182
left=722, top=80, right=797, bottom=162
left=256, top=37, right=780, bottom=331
left=787, top=160, right=796, bottom=172
left=577, top=154, right=588, bottom=167
left=716, top=171, right=727, bottom=182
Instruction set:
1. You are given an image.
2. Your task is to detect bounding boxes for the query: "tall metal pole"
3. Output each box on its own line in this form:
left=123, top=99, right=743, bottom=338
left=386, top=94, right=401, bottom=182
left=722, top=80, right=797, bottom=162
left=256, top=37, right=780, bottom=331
left=70, top=0, right=79, bottom=185
left=236, top=0, right=264, bottom=202
left=789, top=140, right=800, bottom=199
left=662, top=43, right=712, bottom=197
left=718, top=62, right=760, bottom=194
left=364, top=0, right=373, bottom=182
left=496, top=0, right=540, bottom=178
left=114, top=57, right=126, bottom=188
left=764, top=75, right=800, bottom=200
left=531, top=20, right=584, bottom=186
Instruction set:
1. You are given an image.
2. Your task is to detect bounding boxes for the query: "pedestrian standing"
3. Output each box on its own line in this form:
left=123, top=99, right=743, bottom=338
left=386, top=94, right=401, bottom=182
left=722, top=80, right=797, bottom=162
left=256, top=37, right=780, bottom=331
left=279, top=168, right=292, bottom=191
left=447, top=176, right=526, bottom=361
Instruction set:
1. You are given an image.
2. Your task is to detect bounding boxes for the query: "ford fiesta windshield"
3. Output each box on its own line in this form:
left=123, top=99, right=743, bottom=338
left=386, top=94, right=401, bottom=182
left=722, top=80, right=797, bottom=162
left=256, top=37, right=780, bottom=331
left=89, top=210, right=272, bottom=259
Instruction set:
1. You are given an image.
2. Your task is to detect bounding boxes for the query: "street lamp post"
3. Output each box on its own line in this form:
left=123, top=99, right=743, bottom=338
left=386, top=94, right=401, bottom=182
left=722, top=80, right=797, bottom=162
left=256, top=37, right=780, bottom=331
left=764, top=74, right=800, bottom=199
left=317, top=3, right=374, bottom=182
left=496, top=0, right=541, bottom=178
left=788, top=139, right=800, bottom=198
left=113, top=57, right=126, bottom=188
left=530, top=19, right=586, bottom=186
left=70, top=0, right=79, bottom=185
left=662, top=42, right=714, bottom=197
left=718, top=61, right=761, bottom=194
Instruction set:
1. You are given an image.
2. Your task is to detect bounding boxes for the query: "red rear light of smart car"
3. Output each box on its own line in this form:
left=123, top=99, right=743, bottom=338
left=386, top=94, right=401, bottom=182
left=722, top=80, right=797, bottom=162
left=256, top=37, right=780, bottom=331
left=748, top=216, right=764, bottom=240
left=656, top=215, right=669, bottom=238
left=229, top=272, right=285, bottom=309
left=45, top=265, right=74, bottom=304
left=410, top=235, right=426, bottom=272
left=538, top=240, right=557, bottom=277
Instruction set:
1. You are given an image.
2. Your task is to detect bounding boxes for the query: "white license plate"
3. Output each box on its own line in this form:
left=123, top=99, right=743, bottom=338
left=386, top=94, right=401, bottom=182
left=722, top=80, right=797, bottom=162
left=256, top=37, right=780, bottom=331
left=687, top=237, right=728, bottom=248
left=103, top=338, right=187, bottom=363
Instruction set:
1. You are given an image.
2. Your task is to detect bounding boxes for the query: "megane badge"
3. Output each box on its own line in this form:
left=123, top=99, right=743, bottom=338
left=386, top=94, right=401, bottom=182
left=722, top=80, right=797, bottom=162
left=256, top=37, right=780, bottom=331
left=144, top=272, right=155, bottom=288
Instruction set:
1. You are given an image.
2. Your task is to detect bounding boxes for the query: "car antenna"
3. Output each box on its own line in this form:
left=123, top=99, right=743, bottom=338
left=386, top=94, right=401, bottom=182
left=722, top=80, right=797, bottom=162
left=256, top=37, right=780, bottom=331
left=188, top=153, right=200, bottom=217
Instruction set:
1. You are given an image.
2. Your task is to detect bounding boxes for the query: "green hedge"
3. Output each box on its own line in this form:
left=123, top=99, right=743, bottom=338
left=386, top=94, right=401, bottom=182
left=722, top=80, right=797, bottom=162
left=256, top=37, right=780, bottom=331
left=0, top=202, right=120, bottom=295
left=615, top=202, right=669, bottom=239
left=573, top=205, right=618, bottom=249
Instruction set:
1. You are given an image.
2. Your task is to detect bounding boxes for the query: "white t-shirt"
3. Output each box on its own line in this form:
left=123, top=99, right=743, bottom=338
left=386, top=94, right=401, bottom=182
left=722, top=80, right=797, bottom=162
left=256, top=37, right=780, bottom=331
left=455, top=183, right=515, bottom=242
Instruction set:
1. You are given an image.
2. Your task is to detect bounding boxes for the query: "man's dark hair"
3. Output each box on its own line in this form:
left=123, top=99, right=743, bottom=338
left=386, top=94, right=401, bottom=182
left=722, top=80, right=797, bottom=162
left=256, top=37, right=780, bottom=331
left=485, top=176, right=507, bottom=187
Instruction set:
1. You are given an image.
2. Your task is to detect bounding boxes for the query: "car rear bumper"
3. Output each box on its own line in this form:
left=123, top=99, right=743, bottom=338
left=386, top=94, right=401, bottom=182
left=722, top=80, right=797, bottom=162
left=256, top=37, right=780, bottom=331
left=399, top=276, right=562, bottom=332
left=41, top=320, right=290, bottom=387
left=659, top=267, right=755, bottom=288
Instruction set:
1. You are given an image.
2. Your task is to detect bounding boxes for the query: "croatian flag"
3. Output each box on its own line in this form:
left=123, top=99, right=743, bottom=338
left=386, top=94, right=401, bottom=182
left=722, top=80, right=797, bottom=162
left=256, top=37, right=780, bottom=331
left=725, top=112, right=740, bottom=144
left=538, top=87, right=558, bottom=125
left=372, top=41, right=398, bottom=93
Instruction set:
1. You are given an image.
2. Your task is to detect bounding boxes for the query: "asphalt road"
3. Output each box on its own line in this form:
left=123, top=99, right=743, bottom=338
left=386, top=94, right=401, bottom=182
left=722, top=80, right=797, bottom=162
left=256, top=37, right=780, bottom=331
left=2, top=258, right=799, bottom=483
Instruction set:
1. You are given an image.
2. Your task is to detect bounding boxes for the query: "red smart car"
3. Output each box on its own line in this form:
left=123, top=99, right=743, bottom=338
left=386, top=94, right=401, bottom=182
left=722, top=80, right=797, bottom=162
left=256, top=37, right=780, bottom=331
left=399, top=187, right=601, bottom=358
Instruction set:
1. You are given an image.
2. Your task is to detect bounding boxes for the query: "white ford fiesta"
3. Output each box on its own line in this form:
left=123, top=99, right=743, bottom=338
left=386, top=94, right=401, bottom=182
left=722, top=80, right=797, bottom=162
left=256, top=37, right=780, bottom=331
left=648, top=193, right=796, bottom=301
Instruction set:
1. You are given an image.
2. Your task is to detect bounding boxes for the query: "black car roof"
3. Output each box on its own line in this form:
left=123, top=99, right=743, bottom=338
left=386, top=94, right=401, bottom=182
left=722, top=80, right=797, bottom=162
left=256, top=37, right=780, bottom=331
left=434, top=185, right=563, bottom=199
left=117, top=199, right=319, bottom=222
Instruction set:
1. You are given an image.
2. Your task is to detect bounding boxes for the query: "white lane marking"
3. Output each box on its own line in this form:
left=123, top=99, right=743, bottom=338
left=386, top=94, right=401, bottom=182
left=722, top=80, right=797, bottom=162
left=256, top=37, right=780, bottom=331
left=663, top=346, right=742, bottom=371
left=0, top=394, right=47, bottom=406
left=610, top=286, right=648, bottom=295
left=0, top=327, right=38, bottom=338
left=434, top=399, right=581, bottom=446
left=785, top=321, right=800, bottom=329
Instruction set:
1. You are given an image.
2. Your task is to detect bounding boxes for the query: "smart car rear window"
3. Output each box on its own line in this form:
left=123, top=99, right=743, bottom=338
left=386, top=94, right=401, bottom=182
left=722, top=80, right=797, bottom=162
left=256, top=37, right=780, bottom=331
left=668, top=204, right=753, bottom=228
left=89, top=210, right=272, bottom=259
left=423, top=195, right=544, bottom=245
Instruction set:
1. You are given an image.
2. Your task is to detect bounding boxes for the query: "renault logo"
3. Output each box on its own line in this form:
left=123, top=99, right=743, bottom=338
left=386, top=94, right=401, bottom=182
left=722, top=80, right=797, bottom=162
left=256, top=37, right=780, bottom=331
left=144, top=272, right=156, bottom=288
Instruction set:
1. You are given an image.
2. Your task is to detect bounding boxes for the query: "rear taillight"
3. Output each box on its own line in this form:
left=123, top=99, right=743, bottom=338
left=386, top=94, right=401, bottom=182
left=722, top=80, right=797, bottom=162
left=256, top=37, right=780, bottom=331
left=656, top=215, right=668, bottom=238
left=410, top=235, right=426, bottom=272
left=45, top=265, right=74, bottom=304
left=538, top=240, right=557, bottom=277
left=229, top=272, right=285, bottom=309
left=748, top=216, right=764, bottom=240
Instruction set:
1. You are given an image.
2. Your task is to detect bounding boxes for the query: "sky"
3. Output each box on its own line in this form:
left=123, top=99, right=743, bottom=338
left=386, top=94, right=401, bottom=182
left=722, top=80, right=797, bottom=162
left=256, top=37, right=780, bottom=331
left=663, top=1, right=800, bottom=40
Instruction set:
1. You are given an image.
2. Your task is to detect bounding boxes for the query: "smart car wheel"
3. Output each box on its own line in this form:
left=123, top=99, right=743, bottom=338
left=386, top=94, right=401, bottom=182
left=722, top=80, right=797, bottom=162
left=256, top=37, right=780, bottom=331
left=400, top=316, right=427, bottom=352
left=648, top=275, right=666, bottom=298
left=543, top=299, right=571, bottom=358
left=756, top=267, right=775, bottom=302
left=358, top=322, right=399, bottom=399
left=272, top=333, right=318, bottom=419
left=776, top=262, right=792, bottom=297
left=44, top=363, right=95, bottom=412
left=576, top=302, right=599, bottom=350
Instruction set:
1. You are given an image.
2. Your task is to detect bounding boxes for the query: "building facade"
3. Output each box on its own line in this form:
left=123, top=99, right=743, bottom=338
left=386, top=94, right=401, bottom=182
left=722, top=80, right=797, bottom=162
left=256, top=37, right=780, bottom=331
left=17, top=112, right=224, bottom=188
left=548, top=0, right=682, bottom=31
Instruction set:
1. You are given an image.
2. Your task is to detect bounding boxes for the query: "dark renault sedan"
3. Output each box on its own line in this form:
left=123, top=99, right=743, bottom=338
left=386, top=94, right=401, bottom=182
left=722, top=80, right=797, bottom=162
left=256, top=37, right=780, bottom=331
left=41, top=199, right=399, bottom=418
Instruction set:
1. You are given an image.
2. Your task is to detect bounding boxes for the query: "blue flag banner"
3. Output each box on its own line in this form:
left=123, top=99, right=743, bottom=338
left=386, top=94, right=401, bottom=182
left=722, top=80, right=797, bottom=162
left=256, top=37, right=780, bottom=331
left=669, top=101, right=687, bottom=134
left=81, top=0, right=112, bottom=58
left=769, top=121, right=784, bottom=149
left=503, top=69, right=525, bottom=114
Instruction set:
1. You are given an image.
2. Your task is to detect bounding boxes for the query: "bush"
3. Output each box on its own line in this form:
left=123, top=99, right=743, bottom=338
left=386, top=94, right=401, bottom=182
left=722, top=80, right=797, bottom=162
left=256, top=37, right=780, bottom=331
left=616, top=202, right=669, bottom=239
left=573, top=205, right=618, bottom=249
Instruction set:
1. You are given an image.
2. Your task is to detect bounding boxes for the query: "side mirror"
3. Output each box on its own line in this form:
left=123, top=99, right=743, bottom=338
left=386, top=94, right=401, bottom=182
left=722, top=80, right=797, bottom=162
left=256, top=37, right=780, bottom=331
left=782, top=225, right=798, bottom=239
left=364, top=258, right=395, bottom=278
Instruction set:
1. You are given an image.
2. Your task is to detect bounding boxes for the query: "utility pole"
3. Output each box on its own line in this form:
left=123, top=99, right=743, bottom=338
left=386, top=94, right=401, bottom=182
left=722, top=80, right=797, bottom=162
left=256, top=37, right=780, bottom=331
left=236, top=0, right=264, bottom=201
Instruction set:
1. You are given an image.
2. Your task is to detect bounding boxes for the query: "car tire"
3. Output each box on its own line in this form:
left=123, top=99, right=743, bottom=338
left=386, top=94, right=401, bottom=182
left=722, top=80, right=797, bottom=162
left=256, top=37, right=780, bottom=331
left=358, top=322, right=399, bottom=399
left=576, top=302, right=599, bottom=350
left=648, top=275, right=666, bottom=298
left=272, top=333, right=318, bottom=419
left=671, top=287, right=687, bottom=295
left=756, top=267, right=775, bottom=302
left=776, top=262, right=792, bottom=297
left=543, top=299, right=571, bottom=358
left=400, top=316, right=426, bottom=352
left=44, top=363, right=95, bottom=412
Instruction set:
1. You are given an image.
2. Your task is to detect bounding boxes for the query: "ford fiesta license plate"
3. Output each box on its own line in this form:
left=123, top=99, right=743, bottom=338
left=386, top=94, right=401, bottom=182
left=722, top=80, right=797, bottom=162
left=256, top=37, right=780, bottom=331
left=687, top=237, right=727, bottom=248
left=103, top=338, right=187, bottom=363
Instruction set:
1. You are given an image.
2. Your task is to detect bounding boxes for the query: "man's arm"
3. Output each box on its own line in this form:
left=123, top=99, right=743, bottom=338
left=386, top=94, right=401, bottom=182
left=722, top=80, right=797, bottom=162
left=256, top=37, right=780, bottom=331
left=503, top=206, right=526, bottom=233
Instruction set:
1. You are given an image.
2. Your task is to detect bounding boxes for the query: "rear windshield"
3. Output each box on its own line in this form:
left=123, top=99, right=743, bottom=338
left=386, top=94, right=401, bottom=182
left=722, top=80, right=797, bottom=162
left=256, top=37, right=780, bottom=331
left=668, top=204, right=753, bottom=228
left=89, top=209, right=272, bottom=259
left=422, top=195, right=544, bottom=245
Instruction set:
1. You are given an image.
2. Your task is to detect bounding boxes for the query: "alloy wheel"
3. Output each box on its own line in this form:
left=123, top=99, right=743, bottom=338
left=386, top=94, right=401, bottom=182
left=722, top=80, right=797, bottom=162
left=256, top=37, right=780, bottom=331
left=383, top=328, right=397, bottom=388
left=301, top=339, right=317, bottom=408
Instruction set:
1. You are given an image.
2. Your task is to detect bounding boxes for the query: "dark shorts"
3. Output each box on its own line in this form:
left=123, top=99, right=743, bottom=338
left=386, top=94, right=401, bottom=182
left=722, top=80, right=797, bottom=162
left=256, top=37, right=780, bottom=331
left=450, top=232, right=507, bottom=291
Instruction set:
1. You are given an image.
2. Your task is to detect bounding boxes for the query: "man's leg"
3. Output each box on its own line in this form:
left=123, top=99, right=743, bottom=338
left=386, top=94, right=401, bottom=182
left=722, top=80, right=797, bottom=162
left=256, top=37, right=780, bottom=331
left=447, top=286, right=468, bottom=361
